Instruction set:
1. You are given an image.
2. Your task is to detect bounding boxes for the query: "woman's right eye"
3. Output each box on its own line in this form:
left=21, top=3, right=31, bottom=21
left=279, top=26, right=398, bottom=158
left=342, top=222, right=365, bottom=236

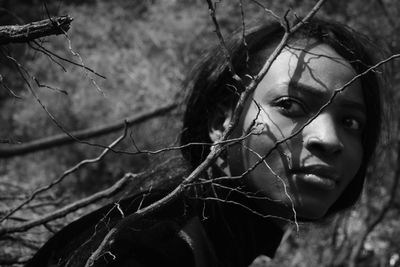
left=274, top=97, right=307, bottom=117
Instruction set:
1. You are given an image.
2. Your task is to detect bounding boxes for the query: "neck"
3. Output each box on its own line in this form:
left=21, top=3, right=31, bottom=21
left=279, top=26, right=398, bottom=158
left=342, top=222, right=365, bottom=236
left=191, top=165, right=286, bottom=266
left=198, top=194, right=285, bottom=266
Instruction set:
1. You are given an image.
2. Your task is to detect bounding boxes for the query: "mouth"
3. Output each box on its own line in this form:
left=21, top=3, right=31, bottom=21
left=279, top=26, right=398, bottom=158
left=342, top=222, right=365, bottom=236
left=291, top=165, right=340, bottom=191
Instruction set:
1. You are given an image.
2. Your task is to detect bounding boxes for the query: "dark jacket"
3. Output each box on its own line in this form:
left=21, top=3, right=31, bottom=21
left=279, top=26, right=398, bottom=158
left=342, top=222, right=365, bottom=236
left=27, top=177, right=283, bottom=267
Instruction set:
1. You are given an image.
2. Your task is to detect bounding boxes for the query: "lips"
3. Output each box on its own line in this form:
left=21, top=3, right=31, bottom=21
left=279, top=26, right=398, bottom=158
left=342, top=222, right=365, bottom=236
left=291, top=165, right=340, bottom=190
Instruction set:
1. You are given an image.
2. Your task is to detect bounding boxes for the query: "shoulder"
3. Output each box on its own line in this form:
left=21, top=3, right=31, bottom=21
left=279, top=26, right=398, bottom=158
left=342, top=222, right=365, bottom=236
left=103, top=215, right=218, bottom=267
left=91, top=199, right=218, bottom=267
left=26, top=191, right=218, bottom=267
left=27, top=159, right=194, bottom=267
left=25, top=192, right=183, bottom=266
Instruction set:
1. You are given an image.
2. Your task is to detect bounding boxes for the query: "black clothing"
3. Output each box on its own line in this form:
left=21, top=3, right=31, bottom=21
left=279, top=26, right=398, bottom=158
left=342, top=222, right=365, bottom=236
left=27, top=175, right=284, bottom=267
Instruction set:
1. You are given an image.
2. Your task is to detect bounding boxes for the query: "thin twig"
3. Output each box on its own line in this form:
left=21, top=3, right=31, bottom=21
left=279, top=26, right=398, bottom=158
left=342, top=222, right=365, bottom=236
left=0, top=125, right=128, bottom=223
left=205, top=0, right=242, bottom=83
left=243, top=145, right=299, bottom=231
left=248, top=0, right=281, bottom=22
left=0, top=73, right=22, bottom=98
left=32, top=40, right=106, bottom=79
left=196, top=196, right=293, bottom=223
left=0, top=172, right=138, bottom=236
left=28, top=41, right=67, bottom=72
left=61, top=26, right=105, bottom=94
left=238, top=0, right=249, bottom=68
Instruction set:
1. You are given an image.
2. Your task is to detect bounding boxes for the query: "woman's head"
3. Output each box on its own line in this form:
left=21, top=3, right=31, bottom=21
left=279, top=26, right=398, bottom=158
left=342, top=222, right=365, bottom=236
left=181, top=18, right=382, bottom=219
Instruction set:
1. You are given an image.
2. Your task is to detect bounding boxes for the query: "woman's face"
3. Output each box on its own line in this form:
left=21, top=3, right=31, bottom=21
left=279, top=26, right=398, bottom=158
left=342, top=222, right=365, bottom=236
left=226, top=41, right=366, bottom=219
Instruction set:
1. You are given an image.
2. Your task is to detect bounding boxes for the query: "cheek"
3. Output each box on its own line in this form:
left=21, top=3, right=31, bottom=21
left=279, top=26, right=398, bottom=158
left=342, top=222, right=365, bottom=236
left=240, top=110, right=288, bottom=165
left=227, top=137, right=289, bottom=203
left=228, top=118, right=294, bottom=192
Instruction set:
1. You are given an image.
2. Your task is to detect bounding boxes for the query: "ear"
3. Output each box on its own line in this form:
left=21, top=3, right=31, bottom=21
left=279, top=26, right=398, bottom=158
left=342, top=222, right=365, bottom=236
left=208, top=103, right=233, bottom=143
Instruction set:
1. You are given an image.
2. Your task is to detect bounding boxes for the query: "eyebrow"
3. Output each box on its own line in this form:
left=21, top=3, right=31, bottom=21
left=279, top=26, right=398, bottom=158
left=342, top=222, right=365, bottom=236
left=288, top=81, right=326, bottom=98
left=337, top=100, right=366, bottom=114
left=287, top=81, right=366, bottom=113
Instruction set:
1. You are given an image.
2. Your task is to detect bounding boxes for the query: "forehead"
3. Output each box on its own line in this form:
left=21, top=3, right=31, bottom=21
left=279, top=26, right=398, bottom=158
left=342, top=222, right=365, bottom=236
left=254, top=41, right=364, bottom=104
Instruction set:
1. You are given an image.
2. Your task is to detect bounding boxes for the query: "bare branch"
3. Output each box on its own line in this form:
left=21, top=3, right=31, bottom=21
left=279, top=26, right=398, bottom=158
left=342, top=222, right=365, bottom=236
left=0, top=102, right=178, bottom=158
left=243, top=145, right=299, bottom=230
left=238, top=0, right=249, bottom=67
left=248, top=0, right=281, bottom=22
left=205, top=0, right=242, bottom=82
left=194, top=196, right=292, bottom=223
left=0, top=125, right=128, bottom=223
left=0, top=75, right=22, bottom=98
left=0, top=15, right=73, bottom=45
left=0, top=172, right=138, bottom=236
left=31, top=40, right=106, bottom=79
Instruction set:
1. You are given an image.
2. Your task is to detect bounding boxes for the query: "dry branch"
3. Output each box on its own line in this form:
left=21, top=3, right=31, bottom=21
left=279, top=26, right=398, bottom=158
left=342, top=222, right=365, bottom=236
left=0, top=126, right=128, bottom=223
left=0, top=172, right=137, bottom=236
left=0, top=102, right=178, bottom=158
left=0, top=15, right=73, bottom=45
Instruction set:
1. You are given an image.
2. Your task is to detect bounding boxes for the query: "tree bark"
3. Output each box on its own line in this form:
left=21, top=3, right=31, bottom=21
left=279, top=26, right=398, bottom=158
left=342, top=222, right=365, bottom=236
left=0, top=15, right=73, bottom=45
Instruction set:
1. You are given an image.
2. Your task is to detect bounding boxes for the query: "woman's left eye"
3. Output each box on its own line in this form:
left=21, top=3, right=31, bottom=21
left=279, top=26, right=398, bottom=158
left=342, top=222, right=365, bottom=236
left=342, top=117, right=363, bottom=131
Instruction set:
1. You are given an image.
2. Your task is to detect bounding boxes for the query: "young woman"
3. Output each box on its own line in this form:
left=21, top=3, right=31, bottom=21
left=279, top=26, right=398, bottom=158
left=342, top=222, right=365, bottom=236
left=27, top=17, right=382, bottom=267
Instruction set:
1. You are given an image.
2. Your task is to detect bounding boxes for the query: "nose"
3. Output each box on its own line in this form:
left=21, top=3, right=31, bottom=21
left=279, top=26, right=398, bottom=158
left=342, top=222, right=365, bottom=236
left=303, top=113, right=344, bottom=155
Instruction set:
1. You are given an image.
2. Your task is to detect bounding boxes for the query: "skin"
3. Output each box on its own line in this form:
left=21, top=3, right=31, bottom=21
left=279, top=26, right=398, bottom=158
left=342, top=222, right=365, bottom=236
left=210, top=40, right=366, bottom=220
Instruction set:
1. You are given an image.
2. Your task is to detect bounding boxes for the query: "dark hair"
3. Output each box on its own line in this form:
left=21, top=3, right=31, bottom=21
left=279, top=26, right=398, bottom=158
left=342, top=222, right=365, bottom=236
left=180, top=17, right=382, bottom=215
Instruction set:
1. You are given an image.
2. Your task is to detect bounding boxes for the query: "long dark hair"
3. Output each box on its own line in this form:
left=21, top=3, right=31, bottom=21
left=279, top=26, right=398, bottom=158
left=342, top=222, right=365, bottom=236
left=180, top=17, right=382, bottom=215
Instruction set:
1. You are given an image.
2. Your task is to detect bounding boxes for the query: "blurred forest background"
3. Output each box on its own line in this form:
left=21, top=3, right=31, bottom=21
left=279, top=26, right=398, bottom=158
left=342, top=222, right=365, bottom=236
left=0, top=0, right=399, bottom=266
